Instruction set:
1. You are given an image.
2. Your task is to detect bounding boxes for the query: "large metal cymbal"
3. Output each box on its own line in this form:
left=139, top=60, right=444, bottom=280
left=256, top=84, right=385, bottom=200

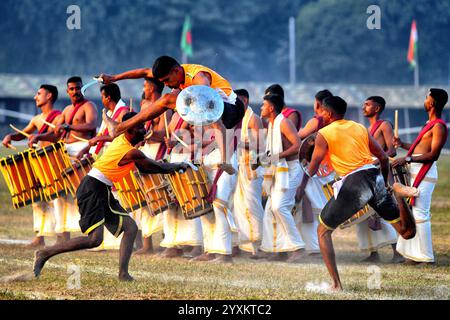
left=176, top=85, right=224, bottom=126
left=299, top=132, right=317, bottom=163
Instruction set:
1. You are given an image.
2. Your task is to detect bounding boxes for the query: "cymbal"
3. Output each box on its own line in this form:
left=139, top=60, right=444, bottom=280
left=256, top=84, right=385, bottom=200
left=299, top=133, right=317, bottom=163
left=176, top=85, right=224, bottom=126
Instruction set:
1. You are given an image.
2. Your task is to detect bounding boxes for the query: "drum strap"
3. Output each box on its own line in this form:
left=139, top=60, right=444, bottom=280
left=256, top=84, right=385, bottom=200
left=282, top=108, right=302, bottom=131
left=63, top=99, right=89, bottom=139
left=95, top=106, right=130, bottom=155
left=369, top=120, right=384, bottom=136
left=38, top=110, right=62, bottom=134
left=406, top=119, right=448, bottom=205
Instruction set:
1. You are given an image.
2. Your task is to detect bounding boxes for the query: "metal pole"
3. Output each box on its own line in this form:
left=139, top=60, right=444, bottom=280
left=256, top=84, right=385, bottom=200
left=289, top=17, right=296, bottom=84
left=182, top=53, right=187, bottom=64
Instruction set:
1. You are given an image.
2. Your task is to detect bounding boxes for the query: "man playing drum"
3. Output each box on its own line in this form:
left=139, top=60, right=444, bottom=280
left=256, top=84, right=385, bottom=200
left=392, top=88, right=448, bottom=265
left=33, top=112, right=189, bottom=281
left=31, top=77, right=98, bottom=243
left=357, top=96, right=403, bottom=263
left=2, top=84, right=61, bottom=247
left=259, top=94, right=306, bottom=262
left=306, top=96, right=416, bottom=291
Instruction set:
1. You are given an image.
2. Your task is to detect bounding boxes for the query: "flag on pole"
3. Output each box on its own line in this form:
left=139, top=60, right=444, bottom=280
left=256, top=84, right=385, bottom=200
left=180, top=15, right=193, bottom=58
left=407, top=20, right=418, bottom=69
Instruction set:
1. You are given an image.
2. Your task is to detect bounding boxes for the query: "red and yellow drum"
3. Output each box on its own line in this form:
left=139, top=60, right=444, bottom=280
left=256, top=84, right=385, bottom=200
left=134, top=172, right=175, bottom=216
left=62, top=155, right=95, bottom=197
left=0, top=149, right=43, bottom=208
left=113, top=170, right=147, bottom=213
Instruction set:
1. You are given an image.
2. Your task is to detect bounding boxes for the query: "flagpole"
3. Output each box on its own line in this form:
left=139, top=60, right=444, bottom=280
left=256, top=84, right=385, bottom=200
left=414, top=50, right=419, bottom=88
left=289, top=17, right=296, bottom=85
left=182, top=53, right=187, bottom=64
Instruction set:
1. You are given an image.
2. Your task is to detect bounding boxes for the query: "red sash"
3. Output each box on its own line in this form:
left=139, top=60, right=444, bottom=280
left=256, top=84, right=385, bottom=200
left=38, top=110, right=61, bottom=134
left=406, top=119, right=448, bottom=205
left=94, top=106, right=130, bottom=154
left=63, top=99, right=89, bottom=139
left=369, top=120, right=385, bottom=136
left=282, top=108, right=302, bottom=130
left=145, top=120, right=153, bottom=131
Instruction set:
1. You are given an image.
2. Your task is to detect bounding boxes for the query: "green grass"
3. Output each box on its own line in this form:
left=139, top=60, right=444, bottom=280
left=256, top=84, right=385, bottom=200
left=0, top=147, right=449, bottom=300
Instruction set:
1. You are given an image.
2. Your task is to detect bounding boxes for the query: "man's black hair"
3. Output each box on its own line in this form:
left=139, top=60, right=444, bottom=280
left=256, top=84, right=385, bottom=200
left=264, top=94, right=285, bottom=114
left=67, top=76, right=82, bottom=85
left=144, top=77, right=165, bottom=94
left=429, top=88, right=448, bottom=113
left=101, top=83, right=121, bottom=103
left=265, top=84, right=284, bottom=100
left=40, top=84, right=58, bottom=103
left=315, top=90, right=333, bottom=103
left=367, top=96, right=386, bottom=113
left=234, top=89, right=249, bottom=100
left=323, top=96, right=347, bottom=116
left=152, top=56, right=180, bottom=79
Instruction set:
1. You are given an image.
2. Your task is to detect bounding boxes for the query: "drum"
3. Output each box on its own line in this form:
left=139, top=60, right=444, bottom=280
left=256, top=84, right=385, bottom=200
left=391, top=163, right=410, bottom=186
left=0, top=149, right=43, bottom=208
left=28, top=141, right=72, bottom=200
left=113, top=170, right=147, bottom=212
left=62, top=155, right=95, bottom=197
left=322, top=179, right=374, bottom=229
left=167, top=163, right=213, bottom=219
left=134, top=172, right=175, bottom=216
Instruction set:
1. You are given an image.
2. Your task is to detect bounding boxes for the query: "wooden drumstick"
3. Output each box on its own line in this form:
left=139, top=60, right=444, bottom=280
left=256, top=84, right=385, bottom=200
left=172, top=132, right=189, bottom=148
left=394, top=109, right=398, bottom=138
left=5, top=143, right=17, bottom=150
left=41, top=118, right=89, bottom=143
left=9, top=124, right=31, bottom=138
left=164, top=112, right=170, bottom=139
left=129, top=98, right=133, bottom=112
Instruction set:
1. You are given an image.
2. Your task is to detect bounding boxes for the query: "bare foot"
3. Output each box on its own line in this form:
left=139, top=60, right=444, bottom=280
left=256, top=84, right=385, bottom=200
left=102, top=109, right=117, bottom=138
left=134, top=248, right=154, bottom=255
left=210, top=255, right=233, bottom=264
left=183, top=246, right=203, bottom=259
left=267, top=252, right=288, bottom=262
left=159, top=247, right=183, bottom=258
left=390, top=252, right=405, bottom=264
left=118, top=273, right=135, bottom=282
left=232, top=246, right=240, bottom=257
left=287, top=249, right=306, bottom=263
left=361, top=252, right=381, bottom=263
left=190, top=253, right=215, bottom=262
left=27, top=236, right=45, bottom=248
left=33, top=250, right=48, bottom=278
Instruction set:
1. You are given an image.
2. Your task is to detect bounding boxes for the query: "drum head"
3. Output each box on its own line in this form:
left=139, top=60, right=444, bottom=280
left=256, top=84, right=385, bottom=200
left=176, top=85, right=224, bottom=126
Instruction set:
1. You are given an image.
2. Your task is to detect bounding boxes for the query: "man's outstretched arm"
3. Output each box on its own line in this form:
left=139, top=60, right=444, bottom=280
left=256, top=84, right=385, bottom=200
left=100, top=68, right=153, bottom=83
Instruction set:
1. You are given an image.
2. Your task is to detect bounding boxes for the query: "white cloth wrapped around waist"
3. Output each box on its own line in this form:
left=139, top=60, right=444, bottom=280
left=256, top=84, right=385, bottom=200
left=65, top=141, right=89, bottom=158
left=332, top=164, right=377, bottom=199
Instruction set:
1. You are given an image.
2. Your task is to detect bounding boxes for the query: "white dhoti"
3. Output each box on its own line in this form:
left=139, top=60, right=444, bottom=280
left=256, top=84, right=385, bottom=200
left=355, top=209, right=398, bottom=252
left=293, top=167, right=335, bottom=253
left=233, top=165, right=264, bottom=253
left=200, top=149, right=238, bottom=255
left=32, top=201, right=55, bottom=237
left=52, top=141, right=88, bottom=233
left=397, top=161, right=437, bottom=262
left=261, top=160, right=305, bottom=253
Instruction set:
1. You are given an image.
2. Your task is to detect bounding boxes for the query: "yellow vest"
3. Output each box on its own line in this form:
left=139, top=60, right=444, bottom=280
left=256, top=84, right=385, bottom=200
left=318, top=119, right=373, bottom=176
left=180, top=64, right=233, bottom=97
left=93, top=134, right=135, bottom=182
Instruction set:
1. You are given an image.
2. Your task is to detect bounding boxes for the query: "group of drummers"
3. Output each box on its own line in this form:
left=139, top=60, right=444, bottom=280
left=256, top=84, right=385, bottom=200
left=1, top=55, right=448, bottom=290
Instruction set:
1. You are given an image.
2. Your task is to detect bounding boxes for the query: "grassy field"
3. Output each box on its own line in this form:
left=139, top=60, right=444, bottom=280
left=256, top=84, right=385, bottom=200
left=0, top=147, right=449, bottom=300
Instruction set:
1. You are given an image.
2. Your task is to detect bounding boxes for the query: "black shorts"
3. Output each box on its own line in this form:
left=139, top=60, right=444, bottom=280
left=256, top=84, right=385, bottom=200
left=319, top=168, right=400, bottom=230
left=221, top=97, right=245, bottom=129
left=76, top=175, right=128, bottom=236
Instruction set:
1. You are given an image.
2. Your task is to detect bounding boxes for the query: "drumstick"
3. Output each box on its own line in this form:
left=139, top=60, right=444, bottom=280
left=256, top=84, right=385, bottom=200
left=9, top=124, right=31, bottom=138
left=394, top=109, right=398, bottom=138
left=164, top=112, right=169, bottom=139
left=129, top=98, right=133, bottom=112
left=41, top=118, right=89, bottom=143
left=172, top=132, right=189, bottom=148
left=5, top=143, right=17, bottom=150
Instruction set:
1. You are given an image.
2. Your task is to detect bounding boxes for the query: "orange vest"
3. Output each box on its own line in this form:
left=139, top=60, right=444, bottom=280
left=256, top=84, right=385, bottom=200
left=180, top=64, right=233, bottom=97
left=92, top=134, right=135, bottom=182
left=318, top=119, right=373, bottom=176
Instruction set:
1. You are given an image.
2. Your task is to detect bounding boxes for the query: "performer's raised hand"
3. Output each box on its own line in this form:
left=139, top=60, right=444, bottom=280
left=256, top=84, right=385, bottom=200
left=393, top=136, right=402, bottom=149
left=99, top=73, right=115, bottom=84
left=2, top=135, right=12, bottom=148
left=27, top=134, right=39, bottom=148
